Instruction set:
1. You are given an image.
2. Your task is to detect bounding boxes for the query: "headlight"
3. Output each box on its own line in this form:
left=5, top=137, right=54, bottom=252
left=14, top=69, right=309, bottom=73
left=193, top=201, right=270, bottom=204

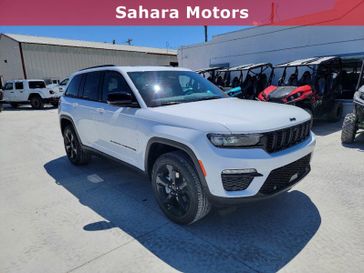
left=208, top=133, right=262, bottom=147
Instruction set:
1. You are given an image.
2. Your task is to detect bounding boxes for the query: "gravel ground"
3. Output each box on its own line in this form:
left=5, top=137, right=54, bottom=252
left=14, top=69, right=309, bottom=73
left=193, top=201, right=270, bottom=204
left=0, top=105, right=363, bottom=273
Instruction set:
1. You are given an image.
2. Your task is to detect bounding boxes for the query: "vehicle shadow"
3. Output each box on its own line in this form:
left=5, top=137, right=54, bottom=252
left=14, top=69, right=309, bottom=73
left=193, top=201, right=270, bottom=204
left=311, top=120, right=342, bottom=136
left=1, top=104, right=56, bottom=111
left=44, top=156, right=321, bottom=273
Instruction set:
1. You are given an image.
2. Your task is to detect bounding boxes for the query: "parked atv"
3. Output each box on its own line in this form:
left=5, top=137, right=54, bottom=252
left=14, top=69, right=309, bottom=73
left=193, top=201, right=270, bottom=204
left=258, top=57, right=344, bottom=121
left=341, top=62, right=364, bottom=144
left=219, top=63, right=273, bottom=99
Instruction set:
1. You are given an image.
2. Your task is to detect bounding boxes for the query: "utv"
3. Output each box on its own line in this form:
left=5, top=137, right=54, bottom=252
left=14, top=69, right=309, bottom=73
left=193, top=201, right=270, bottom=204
left=196, top=67, right=225, bottom=85
left=258, top=57, right=344, bottom=121
left=219, top=63, right=273, bottom=99
left=341, top=61, right=364, bottom=143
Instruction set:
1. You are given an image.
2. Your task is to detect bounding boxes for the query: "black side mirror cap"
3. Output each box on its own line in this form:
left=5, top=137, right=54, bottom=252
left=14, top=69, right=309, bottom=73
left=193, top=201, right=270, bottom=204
left=107, top=92, right=138, bottom=107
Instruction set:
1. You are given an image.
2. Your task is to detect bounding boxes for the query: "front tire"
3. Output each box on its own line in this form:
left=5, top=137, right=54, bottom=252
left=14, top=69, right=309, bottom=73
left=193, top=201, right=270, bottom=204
left=63, top=125, right=91, bottom=165
left=341, top=113, right=357, bottom=144
left=30, top=95, right=44, bottom=109
left=151, top=151, right=211, bottom=224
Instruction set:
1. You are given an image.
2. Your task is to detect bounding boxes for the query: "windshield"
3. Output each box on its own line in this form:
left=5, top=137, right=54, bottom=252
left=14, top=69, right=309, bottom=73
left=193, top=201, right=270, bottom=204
left=272, top=66, right=314, bottom=87
left=128, top=71, right=227, bottom=107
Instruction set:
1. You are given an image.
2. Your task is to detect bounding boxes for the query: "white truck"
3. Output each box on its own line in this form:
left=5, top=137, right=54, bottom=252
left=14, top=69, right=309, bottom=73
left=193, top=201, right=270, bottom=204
left=2, top=79, right=61, bottom=109
left=59, top=65, right=316, bottom=224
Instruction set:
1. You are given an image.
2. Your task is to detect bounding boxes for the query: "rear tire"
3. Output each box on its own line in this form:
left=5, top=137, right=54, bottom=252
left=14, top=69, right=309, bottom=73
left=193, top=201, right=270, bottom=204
left=151, top=151, right=211, bottom=225
left=63, top=125, right=91, bottom=165
left=30, top=95, right=44, bottom=109
left=327, top=101, right=343, bottom=122
left=341, top=113, right=357, bottom=144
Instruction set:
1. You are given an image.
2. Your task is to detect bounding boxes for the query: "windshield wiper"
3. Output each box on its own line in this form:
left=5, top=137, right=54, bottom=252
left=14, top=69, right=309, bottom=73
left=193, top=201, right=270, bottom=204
left=188, top=96, right=222, bottom=102
left=154, top=101, right=182, bottom=107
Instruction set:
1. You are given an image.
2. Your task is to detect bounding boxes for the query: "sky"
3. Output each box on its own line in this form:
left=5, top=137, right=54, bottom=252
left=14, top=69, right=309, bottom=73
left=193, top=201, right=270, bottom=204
left=0, top=26, right=247, bottom=50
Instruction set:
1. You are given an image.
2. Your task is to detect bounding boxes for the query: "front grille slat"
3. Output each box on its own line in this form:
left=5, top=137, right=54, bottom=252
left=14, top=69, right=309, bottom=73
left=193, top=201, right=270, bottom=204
left=264, top=120, right=311, bottom=153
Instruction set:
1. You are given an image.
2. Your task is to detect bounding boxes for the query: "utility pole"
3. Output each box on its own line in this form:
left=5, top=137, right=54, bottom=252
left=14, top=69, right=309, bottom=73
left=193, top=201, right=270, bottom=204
left=204, top=26, right=208, bottom=42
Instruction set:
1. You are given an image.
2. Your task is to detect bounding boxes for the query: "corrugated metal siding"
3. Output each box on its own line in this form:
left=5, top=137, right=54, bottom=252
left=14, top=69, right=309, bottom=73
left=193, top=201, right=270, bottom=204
left=5, top=33, right=177, bottom=56
left=178, top=26, right=364, bottom=70
left=22, top=43, right=177, bottom=80
left=0, top=36, right=24, bottom=81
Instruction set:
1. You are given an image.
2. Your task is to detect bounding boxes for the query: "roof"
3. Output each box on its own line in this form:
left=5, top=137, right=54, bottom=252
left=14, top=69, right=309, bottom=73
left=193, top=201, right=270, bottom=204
left=219, top=63, right=272, bottom=72
left=73, top=65, right=191, bottom=75
left=2, top=33, right=177, bottom=56
left=195, top=67, right=224, bottom=73
left=276, top=56, right=338, bottom=67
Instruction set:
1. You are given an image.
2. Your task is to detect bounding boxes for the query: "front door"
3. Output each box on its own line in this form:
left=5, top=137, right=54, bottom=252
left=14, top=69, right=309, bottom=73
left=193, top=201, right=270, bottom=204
left=93, top=70, right=140, bottom=166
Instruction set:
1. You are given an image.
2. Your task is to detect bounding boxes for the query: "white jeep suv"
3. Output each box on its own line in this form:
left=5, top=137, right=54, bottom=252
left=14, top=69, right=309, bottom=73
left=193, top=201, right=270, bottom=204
left=3, top=79, right=60, bottom=109
left=59, top=65, right=316, bottom=224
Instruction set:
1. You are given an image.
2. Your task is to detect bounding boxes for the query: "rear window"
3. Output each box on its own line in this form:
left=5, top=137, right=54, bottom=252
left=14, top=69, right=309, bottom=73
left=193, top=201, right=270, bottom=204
left=29, top=81, right=46, bottom=89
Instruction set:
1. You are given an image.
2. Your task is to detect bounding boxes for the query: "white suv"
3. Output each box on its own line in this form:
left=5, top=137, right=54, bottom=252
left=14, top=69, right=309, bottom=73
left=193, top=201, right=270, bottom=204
left=3, top=79, right=60, bottom=109
left=59, top=65, right=316, bottom=224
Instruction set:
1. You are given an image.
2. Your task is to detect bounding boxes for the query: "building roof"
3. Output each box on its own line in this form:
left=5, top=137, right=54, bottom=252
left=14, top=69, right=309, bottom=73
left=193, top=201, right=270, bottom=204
left=2, top=33, right=177, bottom=56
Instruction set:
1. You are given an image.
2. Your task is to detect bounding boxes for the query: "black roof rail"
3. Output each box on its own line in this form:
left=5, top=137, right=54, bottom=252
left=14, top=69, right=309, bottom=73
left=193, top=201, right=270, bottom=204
left=79, top=64, right=116, bottom=71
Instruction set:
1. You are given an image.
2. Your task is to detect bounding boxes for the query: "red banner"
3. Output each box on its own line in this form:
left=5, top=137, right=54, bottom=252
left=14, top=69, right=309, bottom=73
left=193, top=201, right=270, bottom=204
left=0, top=0, right=363, bottom=25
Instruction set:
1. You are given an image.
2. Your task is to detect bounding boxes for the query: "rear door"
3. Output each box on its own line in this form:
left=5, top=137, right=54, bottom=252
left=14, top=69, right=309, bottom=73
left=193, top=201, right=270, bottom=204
left=75, top=71, right=103, bottom=147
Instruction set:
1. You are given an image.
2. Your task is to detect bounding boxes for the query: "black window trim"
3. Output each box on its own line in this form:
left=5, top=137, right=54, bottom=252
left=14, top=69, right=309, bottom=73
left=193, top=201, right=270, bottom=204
left=64, top=70, right=140, bottom=108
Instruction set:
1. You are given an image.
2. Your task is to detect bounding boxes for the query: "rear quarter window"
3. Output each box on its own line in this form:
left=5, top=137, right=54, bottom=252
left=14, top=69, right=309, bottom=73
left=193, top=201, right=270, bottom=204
left=29, top=81, right=46, bottom=89
left=65, top=75, right=83, bottom=98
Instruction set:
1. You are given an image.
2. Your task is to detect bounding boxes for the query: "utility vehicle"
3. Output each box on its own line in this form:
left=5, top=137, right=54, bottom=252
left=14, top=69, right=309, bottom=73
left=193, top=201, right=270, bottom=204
left=341, top=60, right=364, bottom=143
left=59, top=65, right=315, bottom=224
left=2, top=79, right=60, bottom=109
left=218, top=63, right=273, bottom=99
left=258, top=57, right=343, bottom=121
left=196, top=66, right=226, bottom=86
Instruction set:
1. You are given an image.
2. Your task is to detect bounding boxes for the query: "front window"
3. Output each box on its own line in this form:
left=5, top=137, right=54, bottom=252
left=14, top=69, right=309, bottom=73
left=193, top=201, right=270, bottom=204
left=4, top=82, right=13, bottom=90
left=127, top=71, right=227, bottom=107
left=272, top=66, right=313, bottom=87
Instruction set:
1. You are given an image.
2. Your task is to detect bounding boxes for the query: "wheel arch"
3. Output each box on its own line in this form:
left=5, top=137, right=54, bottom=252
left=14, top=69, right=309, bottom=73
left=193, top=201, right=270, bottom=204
left=59, top=115, right=83, bottom=145
left=27, top=92, right=42, bottom=100
left=145, top=137, right=210, bottom=194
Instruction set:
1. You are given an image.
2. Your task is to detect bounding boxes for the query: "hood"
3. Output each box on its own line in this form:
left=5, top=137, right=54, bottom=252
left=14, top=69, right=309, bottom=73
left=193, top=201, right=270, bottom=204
left=268, top=86, right=297, bottom=99
left=145, top=98, right=311, bottom=134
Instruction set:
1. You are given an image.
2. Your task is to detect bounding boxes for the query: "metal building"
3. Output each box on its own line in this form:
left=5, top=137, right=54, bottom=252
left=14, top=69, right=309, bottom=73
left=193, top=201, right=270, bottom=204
left=0, top=33, right=177, bottom=85
left=178, top=26, right=364, bottom=70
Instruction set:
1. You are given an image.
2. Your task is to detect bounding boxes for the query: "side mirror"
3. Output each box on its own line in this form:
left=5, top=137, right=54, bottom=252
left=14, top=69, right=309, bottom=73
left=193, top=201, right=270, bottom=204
left=107, top=92, right=137, bottom=107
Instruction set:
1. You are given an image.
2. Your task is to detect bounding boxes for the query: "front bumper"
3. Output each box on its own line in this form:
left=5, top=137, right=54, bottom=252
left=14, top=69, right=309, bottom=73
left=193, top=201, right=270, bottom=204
left=194, top=132, right=316, bottom=203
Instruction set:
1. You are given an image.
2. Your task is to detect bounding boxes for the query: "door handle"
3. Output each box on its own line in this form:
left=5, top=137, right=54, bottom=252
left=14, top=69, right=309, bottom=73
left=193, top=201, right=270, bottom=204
left=10, top=91, right=14, bottom=93
left=96, top=108, right=105, bottom=113
left=72, top=102, right=78, bottom=107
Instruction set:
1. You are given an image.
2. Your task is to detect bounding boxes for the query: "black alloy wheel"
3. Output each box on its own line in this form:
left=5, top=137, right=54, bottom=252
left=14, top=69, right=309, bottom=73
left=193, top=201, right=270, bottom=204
left=155, top=164, right=191, bottom=218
